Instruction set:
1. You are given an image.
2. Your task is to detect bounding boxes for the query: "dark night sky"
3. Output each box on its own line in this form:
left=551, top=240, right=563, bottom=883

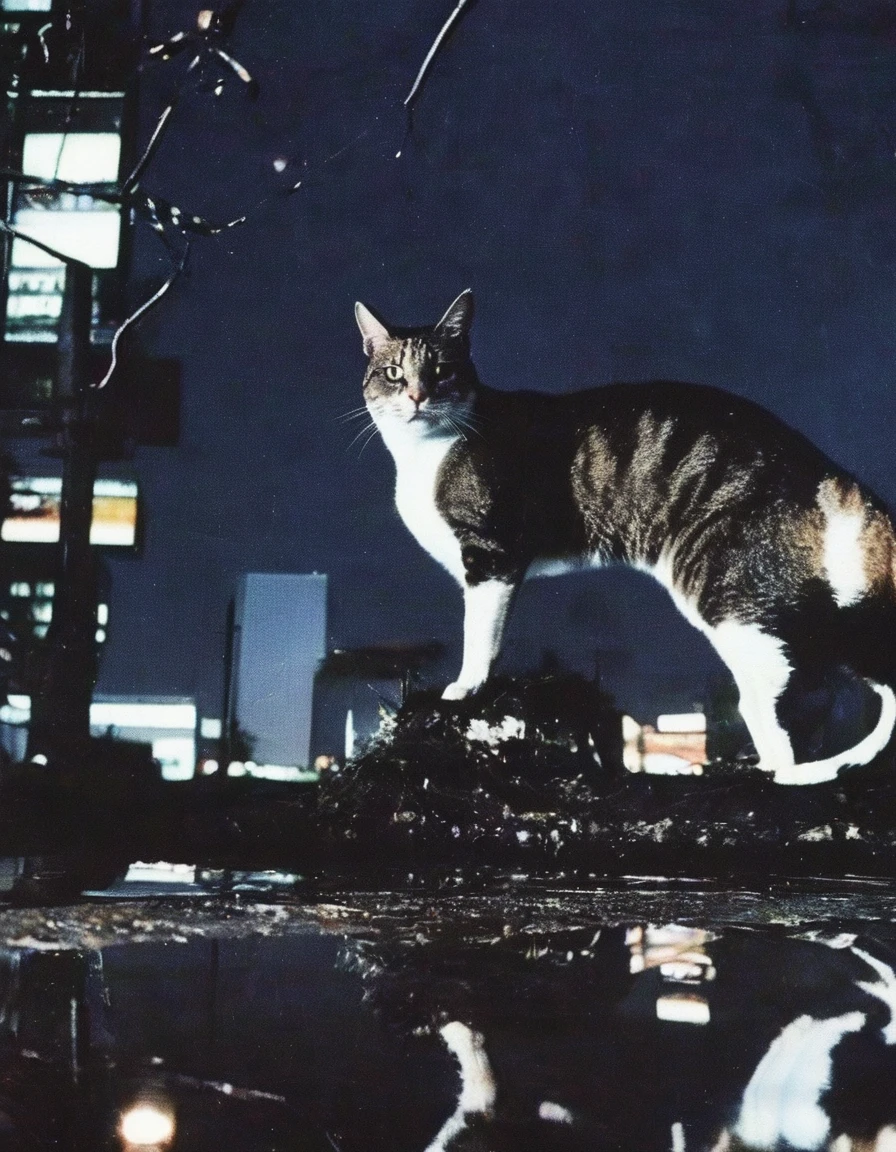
left=41, top=0, right=896, bottom=722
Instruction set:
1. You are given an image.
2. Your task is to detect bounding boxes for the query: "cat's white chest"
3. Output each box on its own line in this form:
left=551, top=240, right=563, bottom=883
left=391, top=434, right=464, bottom=583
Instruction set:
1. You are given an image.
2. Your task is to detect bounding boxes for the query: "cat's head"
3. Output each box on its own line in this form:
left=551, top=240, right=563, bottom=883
left=355, top=290, right=477, bottom=436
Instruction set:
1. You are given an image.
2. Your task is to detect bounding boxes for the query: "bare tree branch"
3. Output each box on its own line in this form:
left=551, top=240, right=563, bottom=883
left=96, top=243, right=191, bottom=389
left=404, top=0, right=475, bottom=109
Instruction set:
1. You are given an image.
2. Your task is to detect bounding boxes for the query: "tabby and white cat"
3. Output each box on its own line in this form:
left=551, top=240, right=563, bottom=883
left=355, top=290, right=896, bottom=785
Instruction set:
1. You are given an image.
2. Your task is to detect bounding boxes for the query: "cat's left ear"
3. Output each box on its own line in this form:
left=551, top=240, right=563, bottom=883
left=355, top=301, right=391, bottom=356
left=435, top=289, right=474, bottom=340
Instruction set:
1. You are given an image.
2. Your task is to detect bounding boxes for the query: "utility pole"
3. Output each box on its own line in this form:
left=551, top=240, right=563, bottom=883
left=27, top=262, right=98, bottom=761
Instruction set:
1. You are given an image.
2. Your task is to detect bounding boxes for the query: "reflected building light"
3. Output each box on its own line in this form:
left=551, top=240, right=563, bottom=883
left=119, top=1101, right=175, bottom=1147
left=538, top=1102, right=573, bottom=1124
left=656, top=994, right=710, bottom=1025
left=345, top=708, right=355, bottom=760
left=123, top=862, right=196, bottom=884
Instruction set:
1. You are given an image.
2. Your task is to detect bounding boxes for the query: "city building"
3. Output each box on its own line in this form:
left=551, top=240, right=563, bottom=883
left=224, top=572, right=327, bottom=779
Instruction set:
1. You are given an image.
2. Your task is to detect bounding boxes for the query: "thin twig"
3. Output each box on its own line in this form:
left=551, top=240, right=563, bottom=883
left=95, top=243, right=191, bottom=389
left=122, top=100, right=176, bottom=193
left=404, top=0, right=474, bottom=108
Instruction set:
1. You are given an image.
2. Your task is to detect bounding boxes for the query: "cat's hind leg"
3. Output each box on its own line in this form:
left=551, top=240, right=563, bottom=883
left=710, top=619, right=896, bottom=785
left=708, top=621, right=797, bottom=777
left=772, top=680, right=896, bottom=786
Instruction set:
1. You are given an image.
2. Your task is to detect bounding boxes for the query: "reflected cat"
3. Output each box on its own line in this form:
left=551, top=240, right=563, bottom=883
left=356, top=923, right=896, bottom=1152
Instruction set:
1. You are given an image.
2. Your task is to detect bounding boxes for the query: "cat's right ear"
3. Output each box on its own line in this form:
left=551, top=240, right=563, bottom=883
left=355, top=302, right=390, bottom=357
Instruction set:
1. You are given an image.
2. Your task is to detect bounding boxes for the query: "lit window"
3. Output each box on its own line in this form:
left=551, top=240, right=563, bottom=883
left=22, top=133, right=121, bottom=184
left=31, top=601, right=52, bottom=623
left=6, top=128, right=123, bottom=343
left=2, top=0, right=53, bottom=10
left=96, top=603, right=109, bottom=625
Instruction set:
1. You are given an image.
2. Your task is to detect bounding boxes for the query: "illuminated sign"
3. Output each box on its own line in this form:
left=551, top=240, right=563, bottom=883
left=1, top=477, right=138, bottom=546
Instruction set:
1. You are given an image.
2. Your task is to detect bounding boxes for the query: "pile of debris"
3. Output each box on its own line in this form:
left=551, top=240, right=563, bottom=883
left=315, top=675, right=896, bottom=877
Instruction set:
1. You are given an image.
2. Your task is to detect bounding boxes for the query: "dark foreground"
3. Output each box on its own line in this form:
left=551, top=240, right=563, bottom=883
left=0, top=876, right=896, bottom=1150
left=2, top=677, right=896, bottom=890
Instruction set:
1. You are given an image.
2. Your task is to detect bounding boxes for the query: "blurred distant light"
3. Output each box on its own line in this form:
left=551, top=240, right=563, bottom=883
left=199, top=758, right=219, bottom=775
left=90, top=702, right=196, bottom=729
left=2, top=0, right=52, bottom=10
left=119, top=1102, right=175, bottom=1146
left=657, top=713, right=706, bottom=733
left=199, top=716, right=222, bottom=739
left=272, top=156, right=288, bottom=172
left=151, top=736, right=195, bottom=781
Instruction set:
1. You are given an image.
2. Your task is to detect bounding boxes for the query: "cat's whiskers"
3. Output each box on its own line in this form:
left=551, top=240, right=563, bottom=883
left=345, top=419, right=379, bottom=453
left=446, top=409, right=483, bottom=439
left=337, top=405, right=373, bottom=424
left=356, top=424, right=382, bottom=455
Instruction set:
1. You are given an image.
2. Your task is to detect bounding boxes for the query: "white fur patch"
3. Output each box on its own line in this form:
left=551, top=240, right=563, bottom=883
left=822, top=507, right=867, bottom=608
left=526, top=556, right=590, bottom=579
left=734, top=1011, right=866, bottom=1151
left=383, top=423, right=464, bottom=583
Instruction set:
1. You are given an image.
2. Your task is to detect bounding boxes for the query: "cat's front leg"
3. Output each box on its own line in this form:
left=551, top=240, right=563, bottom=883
left=442, top=578, right=517, bottom=700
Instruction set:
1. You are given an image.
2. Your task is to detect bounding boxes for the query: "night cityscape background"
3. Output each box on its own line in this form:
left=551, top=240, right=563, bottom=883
left=6, top=0, right=896, bottom=739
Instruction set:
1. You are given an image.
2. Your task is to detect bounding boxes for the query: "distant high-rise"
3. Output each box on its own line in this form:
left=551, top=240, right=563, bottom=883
left=227, top=573, right=327, bottom=770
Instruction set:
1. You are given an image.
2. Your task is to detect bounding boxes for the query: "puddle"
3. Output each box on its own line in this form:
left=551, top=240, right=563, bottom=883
left=0, top=879, right=895, bottom=1150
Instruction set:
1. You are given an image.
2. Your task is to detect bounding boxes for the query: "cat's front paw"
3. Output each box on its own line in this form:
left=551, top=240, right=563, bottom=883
left=442, top=681, right=472, bottom=701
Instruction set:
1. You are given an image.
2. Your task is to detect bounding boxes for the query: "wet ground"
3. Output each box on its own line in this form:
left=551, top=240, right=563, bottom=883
left=2, top=683, right=896, bottom=1149
left=1, top=868, right=896, bottom=1150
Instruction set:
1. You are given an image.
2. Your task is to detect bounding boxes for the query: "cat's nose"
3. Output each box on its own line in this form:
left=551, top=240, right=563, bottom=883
left=406, top=385, right=426, bottom=405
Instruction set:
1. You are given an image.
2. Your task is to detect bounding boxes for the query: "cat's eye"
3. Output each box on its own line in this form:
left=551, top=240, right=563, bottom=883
left=384, top=365, right=404, bottom=382
left=434, top=363, right=455, bottom=378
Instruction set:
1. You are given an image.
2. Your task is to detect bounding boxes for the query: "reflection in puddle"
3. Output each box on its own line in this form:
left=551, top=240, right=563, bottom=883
left=0, top=912, right=895, bottom=1149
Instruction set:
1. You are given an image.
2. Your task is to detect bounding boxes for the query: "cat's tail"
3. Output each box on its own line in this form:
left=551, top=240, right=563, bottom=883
left=773, top=679, right=896, bottom=786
